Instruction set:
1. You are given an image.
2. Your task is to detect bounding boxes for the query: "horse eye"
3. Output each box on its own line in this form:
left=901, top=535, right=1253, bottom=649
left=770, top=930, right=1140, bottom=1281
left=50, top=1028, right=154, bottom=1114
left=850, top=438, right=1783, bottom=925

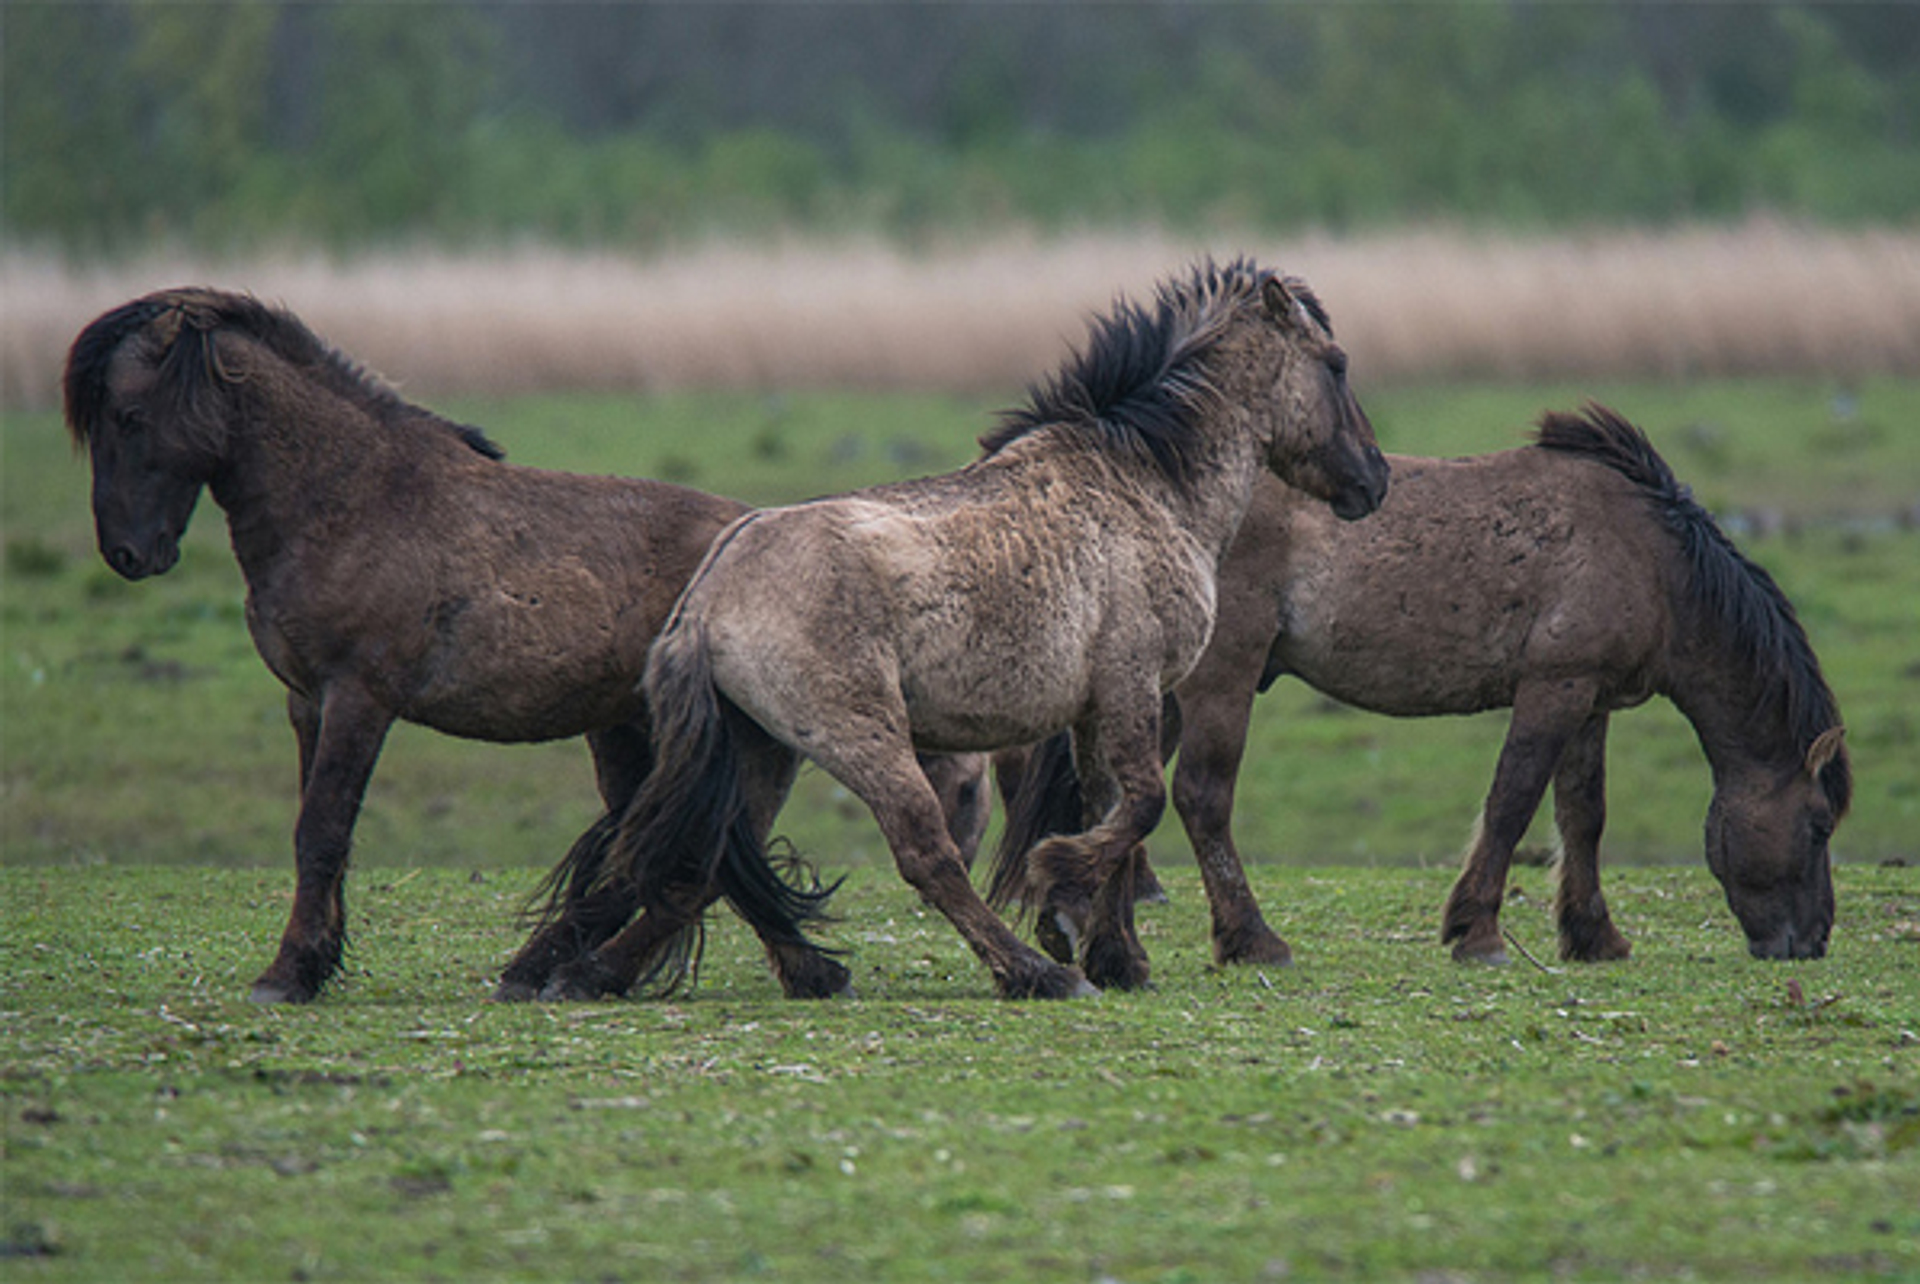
left=1326, top=351, right=1350, bottom=380
left=116, top=408, right=146, bottom=434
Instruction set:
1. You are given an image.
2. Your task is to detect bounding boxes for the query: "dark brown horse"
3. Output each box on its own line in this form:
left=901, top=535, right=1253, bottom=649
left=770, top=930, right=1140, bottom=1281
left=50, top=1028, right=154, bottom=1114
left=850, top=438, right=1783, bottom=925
left=992, top=405, right=1850, bottom=965
left=62, top=287, right=987, bottom=1003
left=531, top=259, right=1389, bottom=1002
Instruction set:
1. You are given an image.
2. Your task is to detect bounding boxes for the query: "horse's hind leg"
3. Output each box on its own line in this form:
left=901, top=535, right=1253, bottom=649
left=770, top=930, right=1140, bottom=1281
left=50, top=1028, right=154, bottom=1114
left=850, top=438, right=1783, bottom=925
left=734, top=728, right=849, bottom=999
left=1441, top=677, right=1598, bottom=964
left=1550, top=713, right=1632, bottom=962
left=822, top=734, right=1094, bottom=1000
left=496, top=725, right=653, bottom=1001
left=251, top=684, right=393, bottom=1003
left=1033, top=703, right=1166, bottom=991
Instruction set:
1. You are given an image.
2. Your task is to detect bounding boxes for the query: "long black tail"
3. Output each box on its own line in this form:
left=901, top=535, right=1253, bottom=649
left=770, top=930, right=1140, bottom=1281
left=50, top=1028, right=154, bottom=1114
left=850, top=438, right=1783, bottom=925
left=984, top=730, right=1085, bottom=914
left=593, top=621, right=838, bottom=995
left=522, top=808, right=625, bottom=933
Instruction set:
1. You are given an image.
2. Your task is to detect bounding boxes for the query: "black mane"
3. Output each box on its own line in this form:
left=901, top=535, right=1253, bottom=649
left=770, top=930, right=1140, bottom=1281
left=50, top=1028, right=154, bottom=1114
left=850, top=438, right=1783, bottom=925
left=64, top=289, right=503, bottom=461
left=981, top=258, right=1318, bottom=489
left=1534, top=404, right=1850, bottom=813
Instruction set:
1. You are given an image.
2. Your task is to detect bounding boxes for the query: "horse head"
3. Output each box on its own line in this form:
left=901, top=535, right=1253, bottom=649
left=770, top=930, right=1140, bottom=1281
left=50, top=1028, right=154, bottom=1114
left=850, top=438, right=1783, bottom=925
left=64, top=290, right=243, bottom=580
left=1704, top=726, right=1849, bottom=960
left=1253, top=276, right=1389, bottom=522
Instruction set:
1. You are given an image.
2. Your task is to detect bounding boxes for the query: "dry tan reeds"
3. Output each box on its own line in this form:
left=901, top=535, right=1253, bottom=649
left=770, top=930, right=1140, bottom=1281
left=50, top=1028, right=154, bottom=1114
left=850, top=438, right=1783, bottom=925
left=5, top=222, right=1916, bottom=410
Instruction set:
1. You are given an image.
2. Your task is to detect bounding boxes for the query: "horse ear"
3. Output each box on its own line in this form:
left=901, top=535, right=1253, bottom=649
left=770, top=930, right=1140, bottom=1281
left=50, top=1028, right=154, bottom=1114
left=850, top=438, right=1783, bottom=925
left=1262, top=276, right=1299, bottom=328
left=150, top=305, right=185, bottom=351
left=1805, top=726, right=1846, bottom=777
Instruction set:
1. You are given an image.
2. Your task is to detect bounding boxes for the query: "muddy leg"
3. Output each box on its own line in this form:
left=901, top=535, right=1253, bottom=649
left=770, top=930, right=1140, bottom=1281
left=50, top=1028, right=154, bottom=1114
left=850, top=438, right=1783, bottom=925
left=1551, top=714, right=1632, bottom=962
left=494, top=814, right=639, bottom=1001
left=1441, top=678, right=1598, bottom=964
left=250, top=684, right=393, bottom=1004
left=1082, top=848, right=1152, bottom=991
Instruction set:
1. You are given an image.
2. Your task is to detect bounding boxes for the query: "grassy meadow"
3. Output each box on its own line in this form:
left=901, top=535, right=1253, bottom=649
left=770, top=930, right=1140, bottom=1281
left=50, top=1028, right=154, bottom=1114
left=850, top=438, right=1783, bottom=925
left=4, top=271, right=1919, bottom=1279
left=3, top=865, right=1917, bottom=1280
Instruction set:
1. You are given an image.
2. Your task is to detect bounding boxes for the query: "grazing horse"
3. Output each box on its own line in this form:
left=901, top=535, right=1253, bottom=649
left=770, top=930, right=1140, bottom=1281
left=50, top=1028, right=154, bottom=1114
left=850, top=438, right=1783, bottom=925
left=991, top=405, right=1851, bottom=966
left=533, top=259, right=1389, bottom=1002
left=62, top=288, right=987, bottom=1004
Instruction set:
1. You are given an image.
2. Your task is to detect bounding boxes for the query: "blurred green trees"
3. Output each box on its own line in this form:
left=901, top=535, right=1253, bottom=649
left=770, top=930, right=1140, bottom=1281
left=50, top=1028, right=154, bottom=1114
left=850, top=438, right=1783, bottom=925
left=4, top=2, right=1914, bottom=253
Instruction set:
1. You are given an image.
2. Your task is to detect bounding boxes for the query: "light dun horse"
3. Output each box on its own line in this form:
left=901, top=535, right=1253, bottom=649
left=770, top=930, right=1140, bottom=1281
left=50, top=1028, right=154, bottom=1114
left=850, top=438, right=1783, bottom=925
left=63, top=288, right=988, bottom=1004
left=993, top=405, right=1851, bottom=966
left=531, top=260, right=1389, bottom=1001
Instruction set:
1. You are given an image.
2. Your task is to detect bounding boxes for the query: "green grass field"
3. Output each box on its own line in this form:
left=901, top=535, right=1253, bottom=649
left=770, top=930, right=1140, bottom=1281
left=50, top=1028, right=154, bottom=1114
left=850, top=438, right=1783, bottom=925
left=3, top=377, right=1918, bottom=1280
left=3, top=866, right=1917, bottom=1280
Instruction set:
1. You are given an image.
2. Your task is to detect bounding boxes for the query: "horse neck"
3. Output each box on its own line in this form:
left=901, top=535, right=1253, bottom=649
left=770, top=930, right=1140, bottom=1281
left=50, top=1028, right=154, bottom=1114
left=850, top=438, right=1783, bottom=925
left=1184, top=411, right=1269, bottom=562
left=1169, top=348, right=1291, bottom=563
left=1662, top=603, right=1801, bottom=789
left=208, top=368, right=414, bottom=577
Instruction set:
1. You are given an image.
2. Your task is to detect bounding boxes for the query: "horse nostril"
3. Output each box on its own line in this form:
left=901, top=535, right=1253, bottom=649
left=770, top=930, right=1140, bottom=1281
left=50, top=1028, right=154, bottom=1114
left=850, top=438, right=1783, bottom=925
left=106, top=546, right=143, bottom=579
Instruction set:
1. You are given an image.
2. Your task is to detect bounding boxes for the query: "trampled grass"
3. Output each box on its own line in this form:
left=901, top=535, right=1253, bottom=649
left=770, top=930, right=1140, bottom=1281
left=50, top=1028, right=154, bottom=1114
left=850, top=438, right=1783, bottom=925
left=2, top=865, right=1916, bottom=1281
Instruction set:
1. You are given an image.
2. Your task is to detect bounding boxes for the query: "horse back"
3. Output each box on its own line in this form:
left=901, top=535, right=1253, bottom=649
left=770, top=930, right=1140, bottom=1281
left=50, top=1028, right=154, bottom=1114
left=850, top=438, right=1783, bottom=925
left=1260, top=448, right=1673, bottom=716
left=682, top=458, right=1219, bottom=753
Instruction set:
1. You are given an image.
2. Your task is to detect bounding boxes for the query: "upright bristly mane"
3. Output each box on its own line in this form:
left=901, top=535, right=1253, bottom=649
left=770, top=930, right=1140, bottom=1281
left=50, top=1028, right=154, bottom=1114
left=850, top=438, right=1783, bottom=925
left=1534, top=404, right=1850, bottom=814
left=63, top=288, right=503, bottom=461
left=981, top=258, right=1322, bottom=490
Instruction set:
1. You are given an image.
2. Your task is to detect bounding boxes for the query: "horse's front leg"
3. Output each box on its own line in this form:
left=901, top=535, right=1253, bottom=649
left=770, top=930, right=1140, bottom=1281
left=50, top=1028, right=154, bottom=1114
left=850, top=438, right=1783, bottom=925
left=1441, top=677, right=1598, bottom=963
left=1550, top=712, right=1632, bottom=962
left=1172, top=634, right=1294, bottom=966
left=250, top=683, right=393, bottom=1003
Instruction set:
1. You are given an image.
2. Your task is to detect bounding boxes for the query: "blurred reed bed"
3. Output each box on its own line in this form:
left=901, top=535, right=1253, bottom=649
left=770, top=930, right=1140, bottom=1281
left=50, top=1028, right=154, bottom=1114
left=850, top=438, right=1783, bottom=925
left=5, top=221, right=1916, bottom=409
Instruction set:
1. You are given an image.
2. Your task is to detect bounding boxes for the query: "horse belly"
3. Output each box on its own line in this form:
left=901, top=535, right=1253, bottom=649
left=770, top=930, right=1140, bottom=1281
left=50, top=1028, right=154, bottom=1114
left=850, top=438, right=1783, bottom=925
left=1275, top=570, right=1530, bottom=717
left=396, top=569, right=652, bottom=741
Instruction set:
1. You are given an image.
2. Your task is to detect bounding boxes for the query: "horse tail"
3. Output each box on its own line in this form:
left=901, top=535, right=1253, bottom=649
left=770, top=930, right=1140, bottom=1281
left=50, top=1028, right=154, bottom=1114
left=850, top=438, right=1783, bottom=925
left=984, top=730, right=1086, bottom=914
left=522, top=809, right=625, bottom=932
left=599, top=620, right=839, bottom=996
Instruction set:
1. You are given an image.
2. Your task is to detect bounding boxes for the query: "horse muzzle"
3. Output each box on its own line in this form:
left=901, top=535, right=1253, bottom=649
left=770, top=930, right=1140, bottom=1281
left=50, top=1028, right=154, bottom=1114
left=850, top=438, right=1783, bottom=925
left=103, top=535, right=179, bottom=581
left=1330, top=446, right=1391, bottom=521
left=1746, top=924, right=1829, bottom=961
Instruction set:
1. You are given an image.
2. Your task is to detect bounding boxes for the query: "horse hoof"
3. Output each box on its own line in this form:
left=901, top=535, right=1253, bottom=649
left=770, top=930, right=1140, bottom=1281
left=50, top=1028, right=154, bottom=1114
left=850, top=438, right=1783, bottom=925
left=782, top=957, right=854, bottom=1000
left=1560, top=927, right=1633, bottom=964
left=490, top=979, right=541, bottom=1003
left=1083, top=948, right=1152, bottom=993
left=539, top=962, right=619, bottom=1002
left=1451, top=944, right=1510, bottom=966
left=1214, top=927, right=1293, bottom=968
left=1001, top=963, right=1099, bottom=1000
left=248, top=979, right=313, bottom=1005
